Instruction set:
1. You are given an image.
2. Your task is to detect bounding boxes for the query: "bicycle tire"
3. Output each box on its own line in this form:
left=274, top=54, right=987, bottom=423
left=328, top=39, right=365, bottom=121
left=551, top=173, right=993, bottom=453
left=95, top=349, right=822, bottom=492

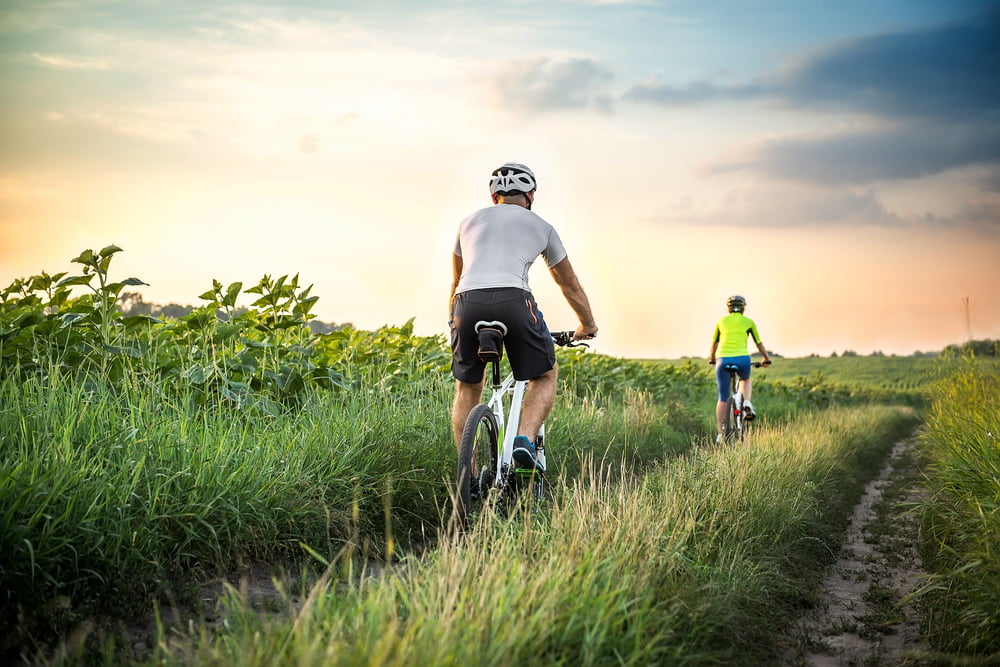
left=456, top=403, right=499, bottom=528
left=725, top=395, right=740, bottom=442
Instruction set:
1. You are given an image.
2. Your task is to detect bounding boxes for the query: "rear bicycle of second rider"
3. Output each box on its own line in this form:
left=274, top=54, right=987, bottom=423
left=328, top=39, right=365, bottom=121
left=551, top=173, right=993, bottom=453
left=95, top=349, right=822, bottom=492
left=708, top=295, right=772, bottom=444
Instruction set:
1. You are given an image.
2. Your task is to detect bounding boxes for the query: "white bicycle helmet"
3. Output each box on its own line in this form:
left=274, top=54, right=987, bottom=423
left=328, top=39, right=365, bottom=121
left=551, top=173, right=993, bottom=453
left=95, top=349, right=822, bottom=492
left=489, top=162, right=537, bottom=195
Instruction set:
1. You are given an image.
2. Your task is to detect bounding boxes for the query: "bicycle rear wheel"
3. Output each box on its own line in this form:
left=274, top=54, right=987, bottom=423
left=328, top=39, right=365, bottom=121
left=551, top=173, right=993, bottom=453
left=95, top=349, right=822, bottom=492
left=456, top=403, right=499, bottom=528
left=725, top=395, right=742, bottom=442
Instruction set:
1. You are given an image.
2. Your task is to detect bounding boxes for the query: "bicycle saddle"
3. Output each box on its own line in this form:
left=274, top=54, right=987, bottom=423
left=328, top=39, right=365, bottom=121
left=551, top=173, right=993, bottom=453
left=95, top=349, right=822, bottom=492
left=474, top=320, right=507, bottom=363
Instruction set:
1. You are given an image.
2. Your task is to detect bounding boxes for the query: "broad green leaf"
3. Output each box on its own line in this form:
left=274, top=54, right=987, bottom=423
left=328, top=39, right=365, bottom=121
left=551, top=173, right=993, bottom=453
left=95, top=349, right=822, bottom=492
left=213, top=323, right=244, bottom=343
left=59, top=312, right=87, bottom=327
left=182, top=365, right=213, bottom=384
left=56, top=275, right=93, bottom=288
left=98, top=244, right=123, bottom=258
left=223, top=282, right=242, bottom=308
left=71, top=249, right=96, bottom=265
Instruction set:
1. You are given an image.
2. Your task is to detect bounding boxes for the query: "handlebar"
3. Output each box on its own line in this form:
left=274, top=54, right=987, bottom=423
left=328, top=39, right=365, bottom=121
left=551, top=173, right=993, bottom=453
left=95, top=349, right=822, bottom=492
left=552, top=331, right=593, bottom=348
left=708, top=359, right=772, bottom=367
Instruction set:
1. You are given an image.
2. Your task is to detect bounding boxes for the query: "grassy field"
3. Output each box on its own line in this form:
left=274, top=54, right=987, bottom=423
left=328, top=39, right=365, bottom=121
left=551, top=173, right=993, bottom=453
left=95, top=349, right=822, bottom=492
left=649, top=353, right=1000, bottom=410
left=3, top=250, right=998, bottom=664
left=916, top=360, right=1000, bottom=659
left=142, top=407, right=920, bottom=666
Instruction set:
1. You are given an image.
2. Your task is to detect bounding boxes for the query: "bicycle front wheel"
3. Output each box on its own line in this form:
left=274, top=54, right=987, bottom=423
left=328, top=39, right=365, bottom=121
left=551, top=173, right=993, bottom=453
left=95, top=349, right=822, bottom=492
left=456, top=403, right=499, bottom=528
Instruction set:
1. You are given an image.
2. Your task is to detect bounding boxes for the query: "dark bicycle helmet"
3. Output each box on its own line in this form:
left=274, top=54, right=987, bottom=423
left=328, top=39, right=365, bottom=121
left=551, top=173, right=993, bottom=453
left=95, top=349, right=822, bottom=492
left=727, top=295, right=746, bottom=313
left=489, top=162, right=537, bottom=196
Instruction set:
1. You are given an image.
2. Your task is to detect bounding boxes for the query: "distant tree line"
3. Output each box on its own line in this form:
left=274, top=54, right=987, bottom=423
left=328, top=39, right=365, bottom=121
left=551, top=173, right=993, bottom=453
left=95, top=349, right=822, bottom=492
left=117, top=292, right=348, bottom=334
left=942, top=339, right=1000, bottom=357
left=825, top=339, right=999, bottom=359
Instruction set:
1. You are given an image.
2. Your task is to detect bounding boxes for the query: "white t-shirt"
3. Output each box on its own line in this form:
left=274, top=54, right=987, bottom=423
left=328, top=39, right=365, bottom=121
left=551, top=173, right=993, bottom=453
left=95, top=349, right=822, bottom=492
left=453, top=204, right=568, bottom=295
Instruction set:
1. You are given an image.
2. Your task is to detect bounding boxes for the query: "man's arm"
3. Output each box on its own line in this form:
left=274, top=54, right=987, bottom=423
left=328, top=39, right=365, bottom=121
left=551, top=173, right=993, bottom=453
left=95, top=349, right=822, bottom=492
left=709, top=340, right=719, bottom=364
left=549, top=257, right=597, bottom=340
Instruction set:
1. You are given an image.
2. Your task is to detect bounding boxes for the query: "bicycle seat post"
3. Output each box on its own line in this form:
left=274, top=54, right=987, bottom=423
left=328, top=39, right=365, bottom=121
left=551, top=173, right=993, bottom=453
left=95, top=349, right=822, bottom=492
left=491, top=357, right=501, bottom=388
left=474, top=320, right=508, bottom=390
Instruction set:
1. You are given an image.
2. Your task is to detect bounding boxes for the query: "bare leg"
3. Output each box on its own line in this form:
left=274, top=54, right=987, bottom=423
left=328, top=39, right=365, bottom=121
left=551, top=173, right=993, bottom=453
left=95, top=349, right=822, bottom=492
left=516, top=366, right=558, bottom=441
left=716, top=401, right=727, bottom=434
left=740, top=378, right=753, bottom=402
left=452, top=379, right=485, bottom=453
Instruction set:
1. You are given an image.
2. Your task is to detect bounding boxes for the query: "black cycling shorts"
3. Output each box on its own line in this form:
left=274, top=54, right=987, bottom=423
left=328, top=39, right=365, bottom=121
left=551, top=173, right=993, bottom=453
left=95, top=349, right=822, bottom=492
left=450, top=288, right=556, bottom=383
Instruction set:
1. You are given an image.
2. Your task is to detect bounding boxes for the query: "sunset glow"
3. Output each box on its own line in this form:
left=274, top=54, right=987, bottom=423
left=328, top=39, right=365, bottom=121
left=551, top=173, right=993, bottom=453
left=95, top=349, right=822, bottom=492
left=2, top=1, right=998, bottom=358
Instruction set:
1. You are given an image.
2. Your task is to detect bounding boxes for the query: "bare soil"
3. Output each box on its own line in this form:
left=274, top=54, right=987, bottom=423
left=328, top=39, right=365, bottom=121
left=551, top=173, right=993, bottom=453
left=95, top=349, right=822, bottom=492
left=790, top=438, right=931, bottom=666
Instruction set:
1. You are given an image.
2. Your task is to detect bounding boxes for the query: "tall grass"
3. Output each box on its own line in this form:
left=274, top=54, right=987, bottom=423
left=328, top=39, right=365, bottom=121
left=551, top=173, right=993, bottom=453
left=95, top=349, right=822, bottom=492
left=0, top=366, right=453, bottom=650
left=147, top=406, right=918, bottom=666
left=917, top=359, right=1000, bottom=660
left=1, top=350, right=710, bottom=659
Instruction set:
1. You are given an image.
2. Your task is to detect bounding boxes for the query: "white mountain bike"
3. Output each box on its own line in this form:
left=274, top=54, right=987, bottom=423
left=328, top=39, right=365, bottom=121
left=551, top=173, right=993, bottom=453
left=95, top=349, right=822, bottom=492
left=454, top=321, right=588, bottom=528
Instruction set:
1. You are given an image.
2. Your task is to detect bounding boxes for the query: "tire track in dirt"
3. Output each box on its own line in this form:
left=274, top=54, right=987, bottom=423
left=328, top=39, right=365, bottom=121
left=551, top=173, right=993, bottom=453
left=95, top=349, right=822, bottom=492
left=792, top=438, right=930, bottom=666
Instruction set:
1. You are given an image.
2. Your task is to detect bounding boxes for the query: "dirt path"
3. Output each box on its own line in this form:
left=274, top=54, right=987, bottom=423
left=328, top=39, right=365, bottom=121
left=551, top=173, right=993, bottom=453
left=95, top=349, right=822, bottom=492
left=791, top=438, right=930, bottom=666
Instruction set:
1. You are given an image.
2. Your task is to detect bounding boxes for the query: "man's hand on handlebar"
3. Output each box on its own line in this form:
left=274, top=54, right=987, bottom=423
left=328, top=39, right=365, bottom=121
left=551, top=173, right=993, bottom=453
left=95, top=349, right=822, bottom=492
left=553, top=329, right=595, bottom=348
left=573, top=324, right=598, bottom=342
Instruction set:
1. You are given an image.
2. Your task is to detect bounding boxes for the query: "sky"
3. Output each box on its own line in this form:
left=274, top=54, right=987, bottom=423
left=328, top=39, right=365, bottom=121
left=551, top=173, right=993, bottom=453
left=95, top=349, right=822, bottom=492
left=1, top=0, right=998, bottom=359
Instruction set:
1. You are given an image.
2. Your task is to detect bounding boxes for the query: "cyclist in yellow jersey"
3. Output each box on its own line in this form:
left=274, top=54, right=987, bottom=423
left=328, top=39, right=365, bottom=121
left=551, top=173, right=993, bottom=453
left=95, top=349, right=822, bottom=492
left=708, top=295, right=771, bottom=442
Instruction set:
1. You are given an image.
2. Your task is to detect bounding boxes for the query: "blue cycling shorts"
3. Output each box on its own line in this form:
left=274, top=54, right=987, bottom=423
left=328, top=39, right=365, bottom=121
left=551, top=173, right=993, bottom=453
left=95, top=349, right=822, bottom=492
left=716, top=355, right=751, bottom=401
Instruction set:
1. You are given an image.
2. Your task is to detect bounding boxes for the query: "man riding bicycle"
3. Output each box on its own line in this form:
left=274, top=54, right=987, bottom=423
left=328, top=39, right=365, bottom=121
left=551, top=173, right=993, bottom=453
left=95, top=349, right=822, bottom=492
left=708, top=295, right=772, bottom=443
left=449, top=162, right=598, bottom=470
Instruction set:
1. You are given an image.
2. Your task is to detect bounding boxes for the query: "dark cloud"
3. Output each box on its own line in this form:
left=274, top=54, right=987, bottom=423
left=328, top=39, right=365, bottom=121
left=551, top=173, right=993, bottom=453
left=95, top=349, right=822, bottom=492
left=489, top=57, right=615, bottom=114
left=626, top=7, right=1000, bottom=121
left=772, top=8, right=1000, bottom=122
left=625, top=7, right=1000, bottom=186
left=982, top=168, right=1000, bottom=192
left=714, top=123, right=1000, bottom=186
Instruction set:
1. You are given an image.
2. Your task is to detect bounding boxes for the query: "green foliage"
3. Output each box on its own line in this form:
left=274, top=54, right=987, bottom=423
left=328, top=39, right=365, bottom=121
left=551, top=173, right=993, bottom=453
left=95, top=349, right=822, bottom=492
left=916, top=360, right=1000, bottom=659
left=1, top=248, right=393, bottom=410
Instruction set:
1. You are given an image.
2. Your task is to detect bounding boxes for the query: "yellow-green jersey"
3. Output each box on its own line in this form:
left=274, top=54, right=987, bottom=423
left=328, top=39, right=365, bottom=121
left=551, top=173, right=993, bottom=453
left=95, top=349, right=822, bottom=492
left=712, top=313, right=762, bottom=357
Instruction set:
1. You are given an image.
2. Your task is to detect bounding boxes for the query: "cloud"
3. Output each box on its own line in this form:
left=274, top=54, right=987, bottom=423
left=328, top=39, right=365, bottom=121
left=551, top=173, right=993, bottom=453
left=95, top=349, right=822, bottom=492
left=625, top=80, right=759, bottom=106
left=659, top=184, right=902, bottom=228
left=713, top=123, right=1000, bottom=186
left=625, top=7, right=1000, bottom=186
left=654, top=180, right=1000, bottom=231
left=30, top=52, right=110, bottom=70
left=625, top=7, right=1000, bottom=121
left=484, top=57, right=615, bottom=114
left=770, top=8, right=1000, bottom=122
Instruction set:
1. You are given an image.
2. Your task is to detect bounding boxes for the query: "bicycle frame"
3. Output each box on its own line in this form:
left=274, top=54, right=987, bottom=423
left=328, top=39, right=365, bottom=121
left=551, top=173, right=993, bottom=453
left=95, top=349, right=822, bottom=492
left=484, top=367, right=546, bottom=483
